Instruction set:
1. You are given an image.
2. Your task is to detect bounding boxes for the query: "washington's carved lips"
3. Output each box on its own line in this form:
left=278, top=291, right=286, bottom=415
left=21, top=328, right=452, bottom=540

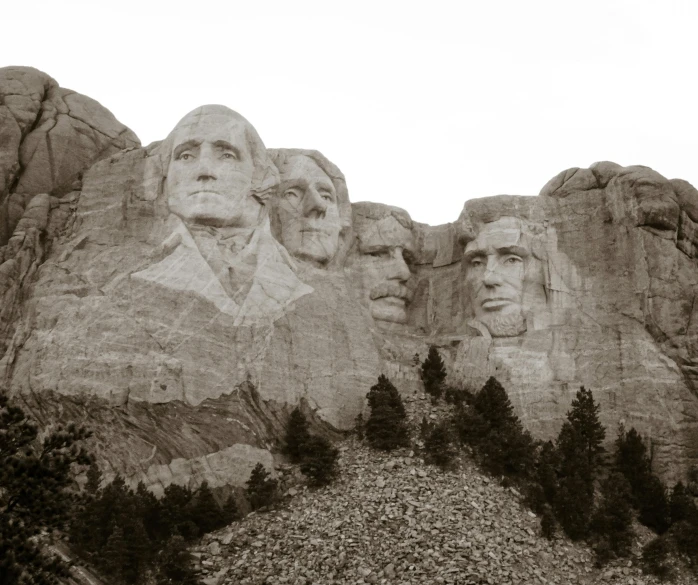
left=481, top=297, right=515, bottom=311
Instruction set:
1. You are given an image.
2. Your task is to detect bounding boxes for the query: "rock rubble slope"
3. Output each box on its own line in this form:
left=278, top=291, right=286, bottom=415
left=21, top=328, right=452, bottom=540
left=193, top=398, right=694, bottom=585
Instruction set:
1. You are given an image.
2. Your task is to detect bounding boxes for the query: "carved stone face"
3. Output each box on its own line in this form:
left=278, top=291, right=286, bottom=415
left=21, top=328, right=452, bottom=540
left=357, top=216, right=415, bottom=324
left=165, top=107, right=261, bottom=228
left=276, top=155, right=341, bottom=264
left=464, top=217, right=529, bottom=337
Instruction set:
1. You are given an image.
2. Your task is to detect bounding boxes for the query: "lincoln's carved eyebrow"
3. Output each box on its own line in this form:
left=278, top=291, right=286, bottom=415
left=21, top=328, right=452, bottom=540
left=213, top=140, right=242, bottom=158
left=463, top=244, right=529, bottom=262
left=173, top=140, right=201, bottom=159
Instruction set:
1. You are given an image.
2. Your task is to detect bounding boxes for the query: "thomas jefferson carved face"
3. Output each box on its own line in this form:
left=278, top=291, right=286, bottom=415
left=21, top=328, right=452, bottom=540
left=463, top=217, right=529, bottom=337
left=276, top=155, right=341, bottom=264
left=165, top=106, right=262, bottom=228
left=356, top=213, right=415, bottom=324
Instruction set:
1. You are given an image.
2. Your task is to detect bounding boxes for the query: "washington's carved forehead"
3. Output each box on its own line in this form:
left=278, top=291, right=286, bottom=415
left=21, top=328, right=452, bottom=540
left=167, top=105, right=258, bottom=146
left=357, top=215, right=415, bottom=253
left=465, top=217, right=526, bottom=254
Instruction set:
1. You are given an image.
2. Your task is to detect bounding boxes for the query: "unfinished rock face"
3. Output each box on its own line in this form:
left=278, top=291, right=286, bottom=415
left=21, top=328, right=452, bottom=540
left=0, top=67, right=139, bottom=246
left=2, top=73, right=698, bottom=489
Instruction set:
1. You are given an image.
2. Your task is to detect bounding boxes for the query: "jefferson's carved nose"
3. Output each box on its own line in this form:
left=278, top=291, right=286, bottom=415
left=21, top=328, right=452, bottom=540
left=303, top=188, right=327, bottom=219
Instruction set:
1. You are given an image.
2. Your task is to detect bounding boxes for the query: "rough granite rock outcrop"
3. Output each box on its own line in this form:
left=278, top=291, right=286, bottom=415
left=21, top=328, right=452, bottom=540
left=1, top=70, right=698, bottom=490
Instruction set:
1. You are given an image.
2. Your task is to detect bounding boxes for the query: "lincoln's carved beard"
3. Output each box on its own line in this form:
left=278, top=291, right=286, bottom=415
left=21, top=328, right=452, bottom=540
left=477, top=311, right=526, bottom=338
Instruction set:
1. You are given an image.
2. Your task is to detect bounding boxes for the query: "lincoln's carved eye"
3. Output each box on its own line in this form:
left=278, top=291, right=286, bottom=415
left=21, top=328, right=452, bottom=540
left=369, top=250, right=390, bottom=259
left=470, top=258, right=484, bottom=267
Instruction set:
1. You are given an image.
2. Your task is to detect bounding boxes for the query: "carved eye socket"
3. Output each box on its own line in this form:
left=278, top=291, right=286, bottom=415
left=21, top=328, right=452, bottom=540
left=178, top=153, right=193, bottom=161
left=504, top=256, right=523, bottom=265
left=221, top=152, right=238, bottom=160
left=284, top=189, right=301, bottom=200
left=368, top=250, right=390, bottom=259
left=470, top=258, right=484, bottom=267
left=320, top=192, right=333, bottom=202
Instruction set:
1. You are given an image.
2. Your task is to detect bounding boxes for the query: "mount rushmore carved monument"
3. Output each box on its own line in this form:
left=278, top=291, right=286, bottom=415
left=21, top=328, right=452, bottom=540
left=2, top=66, right=698, bottom=492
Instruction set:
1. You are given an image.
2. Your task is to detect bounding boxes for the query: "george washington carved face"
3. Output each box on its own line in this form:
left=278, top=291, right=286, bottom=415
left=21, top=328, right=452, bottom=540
left=165, top=105, right=269, bottom=228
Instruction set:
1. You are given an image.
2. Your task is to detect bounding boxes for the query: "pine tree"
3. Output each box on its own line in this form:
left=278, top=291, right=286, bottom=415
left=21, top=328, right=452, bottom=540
left=156, top=535, right=201, bottom=585
left=670, top=481, right=697, bottom=525
left=424, top=422, right=456, bottom=470
left=245, top=463, right=278, bottom=510
left=536, top=440, right=560, bottom=506
left=541, top=507, right=556, bottom=539
left=590, top=472, right=634, bottom=565
left=615, top=426, right=670, bottom=534
left=554, top=422, right=594, bottom=540
left=283, top=407, right=311, bottom=463
left=566, top=387, right=606, bottom=471
left=103, top=524, right=128, bottom=581
left=365, top=375, right=410, bottom=451
left=473, top=377, right=519, bottom=431
left=421, top=345, right=447, bottom=400
left=223, top=495, right=241, bottom=523
left=191, top=481, right=224, bottom=534
left=85, top=462, right=102, bottom=495
left=0, top=390, right=92, bottom=585
left=641, top=536, right=672, bottom=580
left=300, top=435, right=339, bottom=486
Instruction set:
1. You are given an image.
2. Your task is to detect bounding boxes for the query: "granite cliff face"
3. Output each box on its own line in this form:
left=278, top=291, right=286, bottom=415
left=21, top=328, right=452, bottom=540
left=1, top=68, right=698, bottom=491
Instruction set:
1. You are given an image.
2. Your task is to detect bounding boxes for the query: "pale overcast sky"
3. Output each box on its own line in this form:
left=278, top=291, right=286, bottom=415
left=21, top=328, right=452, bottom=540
left=4, top=0, right=698, bottom=226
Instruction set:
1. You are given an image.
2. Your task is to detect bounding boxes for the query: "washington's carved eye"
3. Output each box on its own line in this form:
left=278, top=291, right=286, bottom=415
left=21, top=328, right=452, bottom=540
left=178, top=153, right=194, bottom=161
left=504, top=256, right=522, bottom=265
left=221, top=152, right=237, bottom=160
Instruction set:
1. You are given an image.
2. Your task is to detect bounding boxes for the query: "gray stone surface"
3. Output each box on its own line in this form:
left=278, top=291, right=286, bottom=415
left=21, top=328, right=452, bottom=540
left=2, top=71, right=698, bottom=489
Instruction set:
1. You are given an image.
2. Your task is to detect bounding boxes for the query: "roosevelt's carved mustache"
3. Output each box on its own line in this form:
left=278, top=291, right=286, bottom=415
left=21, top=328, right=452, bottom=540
left=370, top=282, right=414, bottom=302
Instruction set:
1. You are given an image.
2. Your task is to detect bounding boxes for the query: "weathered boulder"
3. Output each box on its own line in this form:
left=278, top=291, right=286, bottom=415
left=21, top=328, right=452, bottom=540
left=0, top=66, right=139, bottom=246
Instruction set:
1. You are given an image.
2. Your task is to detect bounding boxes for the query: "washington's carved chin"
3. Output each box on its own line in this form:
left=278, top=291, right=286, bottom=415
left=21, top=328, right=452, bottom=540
left=370, top=297, right=408, bottom=324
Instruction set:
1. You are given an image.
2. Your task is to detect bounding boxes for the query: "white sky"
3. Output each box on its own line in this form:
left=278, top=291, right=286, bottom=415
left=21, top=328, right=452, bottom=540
left=4, top=0, right=698, bottom=226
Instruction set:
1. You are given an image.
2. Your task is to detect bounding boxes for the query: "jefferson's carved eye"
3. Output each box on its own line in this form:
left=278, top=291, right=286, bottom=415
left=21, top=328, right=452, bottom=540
left=284, top=189, right=301, bottom=200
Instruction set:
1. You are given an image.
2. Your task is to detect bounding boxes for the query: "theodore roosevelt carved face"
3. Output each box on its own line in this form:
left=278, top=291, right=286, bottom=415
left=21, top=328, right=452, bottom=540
left=463, top=217, right=529, bottom=337
left=273, top=153, right=341, bottom=265
left=353, top=204, right=415, bottom=324
left=164, top=105, right=271, bottom=228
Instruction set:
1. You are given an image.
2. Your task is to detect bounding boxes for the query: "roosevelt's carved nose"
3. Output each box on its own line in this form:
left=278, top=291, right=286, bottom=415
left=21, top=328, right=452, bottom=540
left=303, top=187, right=327, bottom=219
left=388, top=247, right=411, bottom=282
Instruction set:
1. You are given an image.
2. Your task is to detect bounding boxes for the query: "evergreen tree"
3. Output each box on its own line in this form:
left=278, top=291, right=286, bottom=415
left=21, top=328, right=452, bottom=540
left=85, top=462, right=102, bottom=495
left=641, top=536, right=672, bottom=580
left=473, top=377, right=519, bottom=430
left=367, top=375, right=406, bottom=418
left=424, top=422, right=456, bottom=470
left=191, top=481, right=224, bottom=534
left=566, top=387, right=606, bottom=471
left=223, top=495, right=241, bottom=523
left=536, top=440, right=560, bottom=506
left=156, top=535, right=201, bottom=585
left=245, top=463, right=278, bottom=510
left=670, top=481, right=697, bottom=525
left=615, top=426, right=670, bottom=534
left=590, top=472, right=634, bottom=565
left=103, top=524, right=128, bottom=582
left=160, top=483, right=197, bottom=540
left=421, top=345, right=447, bottom=400
left=541, top=507, right=556, bottom=540
left=0, top=390, right=92, bottom=585
left=554, top=422, right=594, bottom=540
left=283, top=407, right=311, bottom=463
left=299, top=435, right=339, bottom=486
left=365, top=375, right=410, bottom=451
left=615, top=425, right=651, bottom=497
